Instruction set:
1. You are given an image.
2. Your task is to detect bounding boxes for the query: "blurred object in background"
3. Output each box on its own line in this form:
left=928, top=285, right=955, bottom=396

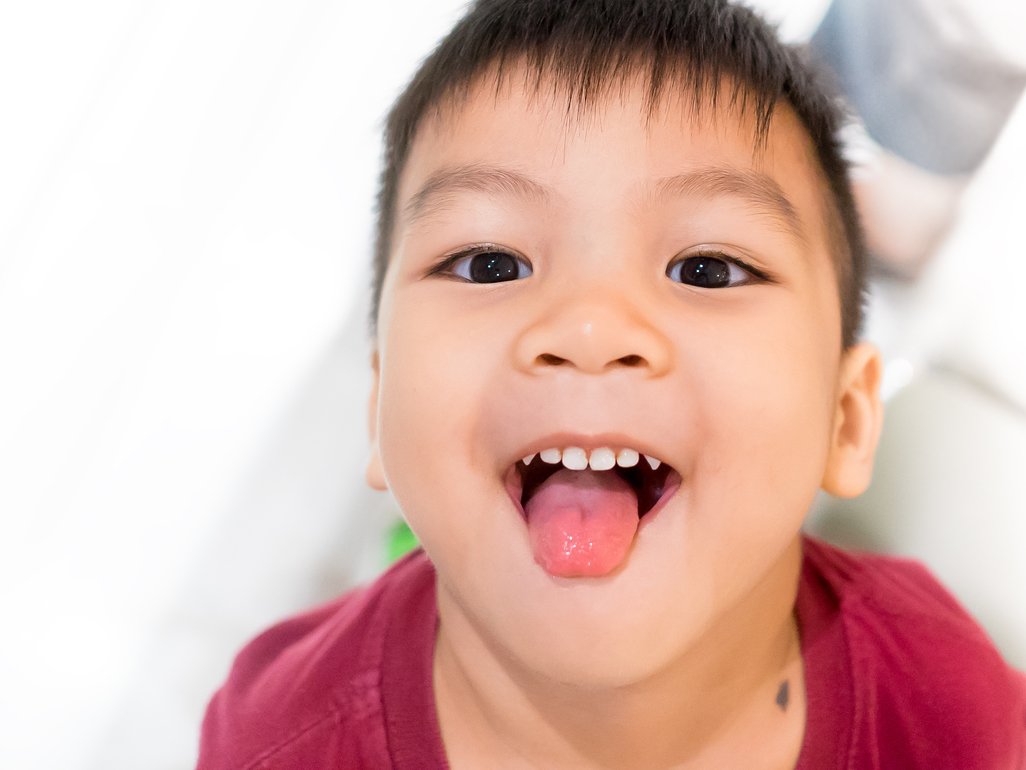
left=807, top=0, right=1026, bottom=669
left=814, top=0, right=1026, bottom=279
left=815, top=0, right=1026, bottom=174
left=841, top=120, right=968, bottom=281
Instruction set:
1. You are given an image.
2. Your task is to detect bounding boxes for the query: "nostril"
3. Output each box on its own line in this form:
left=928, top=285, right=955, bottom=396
left=536, top=353, right=568, bottom=366
left=615, top=355, right=645, bottom=367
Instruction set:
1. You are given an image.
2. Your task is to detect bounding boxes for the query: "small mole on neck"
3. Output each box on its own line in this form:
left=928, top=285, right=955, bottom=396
left=775, top=680, right=790, bottom=711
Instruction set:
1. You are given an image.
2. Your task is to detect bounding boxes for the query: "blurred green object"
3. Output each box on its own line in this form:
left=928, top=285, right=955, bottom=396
left=385, top=519, right=419, bottom=564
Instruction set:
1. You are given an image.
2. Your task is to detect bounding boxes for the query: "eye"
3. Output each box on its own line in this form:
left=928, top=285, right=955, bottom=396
left=449, top=249, right=533, bottom=284
left=666, top=254, right=752, bottom=288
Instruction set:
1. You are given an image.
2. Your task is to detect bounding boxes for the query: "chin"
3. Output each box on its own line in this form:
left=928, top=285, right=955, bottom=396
left=467, top=561, right=712, bottom=690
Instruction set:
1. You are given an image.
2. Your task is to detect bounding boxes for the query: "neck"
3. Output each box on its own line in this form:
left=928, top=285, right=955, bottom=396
left=434, top=538, right=806, bottom=769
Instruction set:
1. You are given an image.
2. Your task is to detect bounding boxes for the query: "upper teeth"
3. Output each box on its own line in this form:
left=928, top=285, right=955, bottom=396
left=562, top=447, right=588, bottom=470
left=589, top=447, right=616, bottom=471
left=617, top=449, right=639, bottom=468
left=539, top=448, right=562, bottom=464
left=523, top=447, right=661, bottom=472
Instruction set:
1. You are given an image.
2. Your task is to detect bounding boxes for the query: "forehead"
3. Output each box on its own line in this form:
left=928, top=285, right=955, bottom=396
left=396, top=72, right=831, bottom=249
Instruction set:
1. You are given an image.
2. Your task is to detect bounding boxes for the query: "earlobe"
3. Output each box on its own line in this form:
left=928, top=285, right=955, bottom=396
left=366, top=352, right=388, bottom=492
left=821, top=343, right=884, bottom=498
left=367, top=450, right=388, bottom=492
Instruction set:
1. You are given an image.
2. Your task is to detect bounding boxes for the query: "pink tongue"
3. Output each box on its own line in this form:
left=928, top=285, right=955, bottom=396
left=525, top=468, right=639, bottom=578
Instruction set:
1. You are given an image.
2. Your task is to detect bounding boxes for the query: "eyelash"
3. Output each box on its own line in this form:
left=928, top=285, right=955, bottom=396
left=426, top=246, right=771, bottom=287
left=665, top=250, right=771, bottom=288
left=426, top=245, right=533, bottom=283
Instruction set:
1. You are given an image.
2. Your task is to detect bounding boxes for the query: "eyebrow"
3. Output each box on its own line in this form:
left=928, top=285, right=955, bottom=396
left=654, top=167, right=805, bottom=243
left=402, top=163, right=804, bottom=243
left=402, top=164, right=550, bottom=227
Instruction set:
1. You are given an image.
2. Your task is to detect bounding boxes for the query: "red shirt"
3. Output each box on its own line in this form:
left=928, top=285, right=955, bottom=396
left=197, top=537, right=1026, bottom=769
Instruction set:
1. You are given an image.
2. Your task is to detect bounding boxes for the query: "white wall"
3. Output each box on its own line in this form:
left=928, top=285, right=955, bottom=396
left=0, top=2, right=468, bottom=768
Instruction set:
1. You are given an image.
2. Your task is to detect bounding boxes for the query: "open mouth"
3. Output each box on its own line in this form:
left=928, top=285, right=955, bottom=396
left=506, top=445, right=681, bottom=578
left=512, top=447, right=679, bottom=517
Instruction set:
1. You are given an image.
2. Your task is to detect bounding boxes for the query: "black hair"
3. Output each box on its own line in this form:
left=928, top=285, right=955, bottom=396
left=371, top=0, right=866, bottom=348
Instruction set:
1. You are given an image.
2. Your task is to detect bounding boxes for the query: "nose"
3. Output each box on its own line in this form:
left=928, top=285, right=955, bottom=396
left=513, top=294, right=672, bottom=376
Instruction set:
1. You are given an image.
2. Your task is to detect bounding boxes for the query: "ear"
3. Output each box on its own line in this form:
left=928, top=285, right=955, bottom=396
left=366, top=351, right=388, bottom=491
left=821, top=343, right=884, bottom=498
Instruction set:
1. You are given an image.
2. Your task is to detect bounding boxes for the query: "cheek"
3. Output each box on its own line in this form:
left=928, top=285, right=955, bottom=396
left=677, top=300, right=836, bottom=545
left=375, top=293, right=507, bottom=557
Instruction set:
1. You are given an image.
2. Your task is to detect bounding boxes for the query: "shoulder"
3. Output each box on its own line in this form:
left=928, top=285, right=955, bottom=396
left=196, top=550, right=437, bottom=770
left=802, top=536, right=1026, bottom=768
left=802, top=535, right=992, bottom=634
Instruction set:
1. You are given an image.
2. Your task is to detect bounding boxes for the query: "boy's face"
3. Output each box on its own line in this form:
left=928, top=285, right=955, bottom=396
left=371, top=74, right=872, bottom=684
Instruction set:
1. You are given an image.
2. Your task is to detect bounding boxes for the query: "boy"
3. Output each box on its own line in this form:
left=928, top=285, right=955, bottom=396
left=197, top=0, right=1026, bottom=767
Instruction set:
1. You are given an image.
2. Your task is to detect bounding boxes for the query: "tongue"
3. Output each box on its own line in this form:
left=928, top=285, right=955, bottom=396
left=525, top=468, right=639, bottom=578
